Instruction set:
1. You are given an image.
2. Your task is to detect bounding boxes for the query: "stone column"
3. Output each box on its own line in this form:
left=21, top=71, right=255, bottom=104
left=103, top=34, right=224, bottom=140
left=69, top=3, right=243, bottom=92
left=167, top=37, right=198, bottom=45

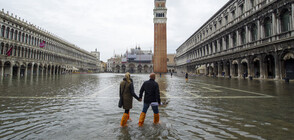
left=9, top=62, right=14, bottom=77
left=230, top=61, right=233, bottom=77
left=235, top=30, right=239, bottom=47
left=271, top=12, right=277, bottom=40
left=246, top=25, right=250, bottom=43
left=0, top=64, right=4, bottom=77
left=238, top=59, right=242, bottom=77
left=276, top=13, right=281, bottom=35
left=274, top=53, right=281, bottom=79
left=257, top=20, right=261, bottom=40
left=41, top=67, right=44, bottom=76
left=218, top=62, right=222, bottom=77
left=247, top=57, right=252, bottom=77
left=259, top=55, right=265, bottom=79
left=222, top=37, right=226, bottom=51
left=36, top=64, right=39, bottom=76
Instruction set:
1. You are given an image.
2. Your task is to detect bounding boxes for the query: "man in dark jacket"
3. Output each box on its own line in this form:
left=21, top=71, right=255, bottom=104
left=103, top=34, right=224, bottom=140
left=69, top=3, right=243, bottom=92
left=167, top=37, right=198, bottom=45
left=138, top=73, right=161, bottom=126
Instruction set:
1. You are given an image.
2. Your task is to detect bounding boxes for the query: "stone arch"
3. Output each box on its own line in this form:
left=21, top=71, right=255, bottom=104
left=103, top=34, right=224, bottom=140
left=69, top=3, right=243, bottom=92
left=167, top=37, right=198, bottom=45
left=122, top=65, right=126, bottom=73
left=128, top=63, right=135, bottom=73
left=224, top=61, right=230, bottom=77
left=241, top=58, right=248, bottom=77
left=264, top=54, right=275, bottom=78
left=116, top=65, right=120, bottom=73
left=252, top=57, right=261, bottom=78
left=281, top=52, right=294, bottom=79
left=1, top=25, right=5, bottom=37
left=232, top=60, right=239, bottom=77
left=137, top=65, right=142, bottom=73
left=280, top=8, right=291, bottom=32
left=33, top=63, right=38, bottom=75
left=12, top=61, right=20, bottom=76
left=3, top=61, right=12, bottom=76
left=20, top=63, right=26, bottom=77
left=143, top=65, right=149, bottom=73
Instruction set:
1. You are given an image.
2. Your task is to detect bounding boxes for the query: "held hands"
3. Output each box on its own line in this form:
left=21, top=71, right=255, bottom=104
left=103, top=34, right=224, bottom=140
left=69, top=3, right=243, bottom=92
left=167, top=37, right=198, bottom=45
left=138, top=98, right=142, bottom=102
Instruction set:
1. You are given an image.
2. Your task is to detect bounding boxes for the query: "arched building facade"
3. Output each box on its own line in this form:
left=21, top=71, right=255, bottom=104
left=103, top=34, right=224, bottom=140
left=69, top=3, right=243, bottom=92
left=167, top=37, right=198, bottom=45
left=0, top=9, right=98, bottom=77
left=175, top=0, right=294, bottom=79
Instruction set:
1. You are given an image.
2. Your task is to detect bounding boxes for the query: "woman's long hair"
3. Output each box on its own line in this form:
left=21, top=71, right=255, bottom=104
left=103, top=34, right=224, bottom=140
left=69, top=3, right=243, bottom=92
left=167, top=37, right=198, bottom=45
left=125, top=72, right=131, bottom=83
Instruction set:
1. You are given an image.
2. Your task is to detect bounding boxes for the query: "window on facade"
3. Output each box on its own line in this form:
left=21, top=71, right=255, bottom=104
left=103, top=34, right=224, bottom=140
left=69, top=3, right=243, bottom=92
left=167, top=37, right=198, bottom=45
left=251, top=24, right=257, bottom=41
left=214, top=41, right=217, bottom=52
left=250, top=0, right=254, bottom=8
left=225, top=36, right=230, bottom=49
left=241, top=29, right=246, bottom=44
left=225, top=16, right=228, bottom=24
left=264, top=17, right=272, bottom=37
left=232, top=33, right=237, bottom=47
left=219, top=20, right=222, bottom=27
left=231, top=10, right=235, bottom=20
left=281, top=10, right=290, bottom=32
left=1, top=26, right=4, bottom=37
left=6, top=27, right=9, bottom=38
left=210, top=44, right=213, bottom=54
left=240, top=4, right=244, bottom=15
left=14, top=31, right=17, bottom=40
left=10, top=29, right=14, bottom=40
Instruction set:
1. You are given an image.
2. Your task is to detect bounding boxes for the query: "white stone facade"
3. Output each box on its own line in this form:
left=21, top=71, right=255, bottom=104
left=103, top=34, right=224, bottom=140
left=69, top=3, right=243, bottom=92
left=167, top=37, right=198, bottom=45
left=175, top=0, right=294, bottom=79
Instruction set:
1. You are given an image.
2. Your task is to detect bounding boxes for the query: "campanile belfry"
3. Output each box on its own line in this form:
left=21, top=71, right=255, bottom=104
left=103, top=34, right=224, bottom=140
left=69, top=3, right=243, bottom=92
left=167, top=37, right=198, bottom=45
left=153, top=0, right=167, bottom=73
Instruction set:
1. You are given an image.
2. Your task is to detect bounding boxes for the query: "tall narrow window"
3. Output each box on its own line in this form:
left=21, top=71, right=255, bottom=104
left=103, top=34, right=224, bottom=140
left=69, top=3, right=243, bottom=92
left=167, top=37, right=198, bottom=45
left=232, top=33, right=237, bottom=47
left=240, top=4, right=244, bottom=15
left=241, top=28, right=246, bottom=44
left=251, top=24, right=257, bottom=41
left=6, top=27, right=9, bottom=38
left=281, top=10, right=290, bottom=32
left=264, top=17, right=272, bottom=37
left=250, top=0, right=254, bottom=8
left=231, top=10, right=235, bottom=20
left=1, top=26, right=4, bottom=37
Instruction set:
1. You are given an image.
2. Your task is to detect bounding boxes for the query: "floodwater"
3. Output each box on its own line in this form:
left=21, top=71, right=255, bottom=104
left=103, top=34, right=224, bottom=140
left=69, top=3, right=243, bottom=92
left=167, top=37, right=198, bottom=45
left=0, top=73, right=294, bottom=139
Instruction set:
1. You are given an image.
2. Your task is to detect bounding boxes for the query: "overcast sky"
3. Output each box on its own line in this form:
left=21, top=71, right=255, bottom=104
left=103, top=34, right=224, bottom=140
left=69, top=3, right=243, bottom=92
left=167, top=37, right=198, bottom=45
left=1, top=0, right=228, bottom=61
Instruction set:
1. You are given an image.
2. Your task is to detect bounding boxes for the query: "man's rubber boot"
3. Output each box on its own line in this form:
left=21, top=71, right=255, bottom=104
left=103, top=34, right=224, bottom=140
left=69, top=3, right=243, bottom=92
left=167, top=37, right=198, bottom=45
left=127, top=112, right=131, bottom=121
left=120, top=113, right=128, bottom=127
left=154, top=113, right=160, bottom=124
left=138, top=112, right=146, bottom=126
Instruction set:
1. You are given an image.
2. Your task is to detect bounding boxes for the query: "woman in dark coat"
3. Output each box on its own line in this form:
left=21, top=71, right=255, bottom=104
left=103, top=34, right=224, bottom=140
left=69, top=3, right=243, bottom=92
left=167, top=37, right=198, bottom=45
left=120, top=72, right=141, bottom=126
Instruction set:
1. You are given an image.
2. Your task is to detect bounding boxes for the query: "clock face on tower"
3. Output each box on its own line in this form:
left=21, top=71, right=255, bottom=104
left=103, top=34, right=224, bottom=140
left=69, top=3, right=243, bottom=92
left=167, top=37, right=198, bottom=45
left=153, top=0, right=167, bottom=73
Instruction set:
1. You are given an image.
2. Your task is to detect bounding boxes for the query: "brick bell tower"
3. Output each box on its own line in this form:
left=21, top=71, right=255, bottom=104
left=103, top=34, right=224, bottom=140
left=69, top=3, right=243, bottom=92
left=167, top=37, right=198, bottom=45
left=153, top=0, right=167, bottom=73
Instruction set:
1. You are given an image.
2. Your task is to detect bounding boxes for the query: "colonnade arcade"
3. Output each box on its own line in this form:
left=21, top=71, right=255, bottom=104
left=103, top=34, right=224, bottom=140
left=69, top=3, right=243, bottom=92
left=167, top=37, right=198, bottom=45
left=114, top=63, right=153, bottom=73
left=0, top=59, right=75, bottom=77
left=187, top=49, right=294, bottom=79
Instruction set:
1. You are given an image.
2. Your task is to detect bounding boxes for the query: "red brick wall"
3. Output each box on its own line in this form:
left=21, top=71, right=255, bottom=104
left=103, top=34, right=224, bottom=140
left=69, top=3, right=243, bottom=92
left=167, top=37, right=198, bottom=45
left=154, top=23, right=167, bottom=73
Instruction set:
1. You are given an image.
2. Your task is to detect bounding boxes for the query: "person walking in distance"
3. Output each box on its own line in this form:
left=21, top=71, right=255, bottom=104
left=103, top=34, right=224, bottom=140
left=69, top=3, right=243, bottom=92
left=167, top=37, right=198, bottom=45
left=171, top=72, right=173, bottom=78
left=138, top=73, right=161, bottom=126
left=185, top=72, right=189, bottom=82
left=119, top=72, right=141, bottom=127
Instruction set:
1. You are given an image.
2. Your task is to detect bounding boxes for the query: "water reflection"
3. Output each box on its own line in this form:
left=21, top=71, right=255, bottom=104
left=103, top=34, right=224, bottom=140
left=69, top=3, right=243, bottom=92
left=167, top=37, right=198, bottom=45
left=0, top=74, right=294, bottom=139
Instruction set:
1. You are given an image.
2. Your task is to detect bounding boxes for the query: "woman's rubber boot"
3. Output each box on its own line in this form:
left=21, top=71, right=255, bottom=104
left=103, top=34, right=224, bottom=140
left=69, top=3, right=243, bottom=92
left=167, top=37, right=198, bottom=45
left=138, top=112, right=146, bottom=126
left=120, top=113, right=128, bottom=127
left=154, top=113, right=160, bottom=124
left=127, top=112, right=131, bottom=121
